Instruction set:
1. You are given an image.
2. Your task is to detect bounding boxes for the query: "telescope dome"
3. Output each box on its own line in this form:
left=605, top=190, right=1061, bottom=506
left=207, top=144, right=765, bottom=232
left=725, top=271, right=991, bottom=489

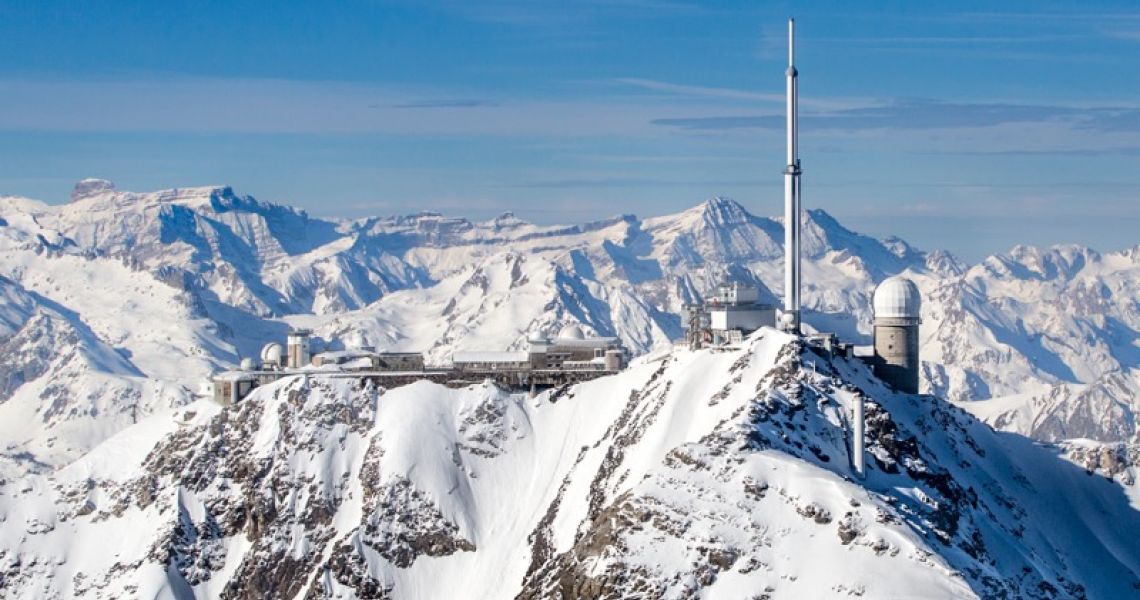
left=557, top=324, right=586, bottom=340
left=873, top=277, right=922, bottom=320
left=260, top=342, right=284, bottom=365
left=527, top=331, right=550, bottom=344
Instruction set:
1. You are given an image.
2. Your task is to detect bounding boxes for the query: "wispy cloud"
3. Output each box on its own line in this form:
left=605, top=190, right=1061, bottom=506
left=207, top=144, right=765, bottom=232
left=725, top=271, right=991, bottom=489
left=0, top=77, right=668, bottom=136
left=500, top=175, right=765, bottom=189
left=613, top=78, right=783, bottom=102
left=611, top=78, right=867, bottom=110
left=811, top=34, right=1084, bottom=46
left=651, top=99, right=1140, bottom=132
left=1104, top=28, right=1140, bottom=41
left=386, top=99, right=499, bottom=109
left=425, top=0, right=707, bottom=27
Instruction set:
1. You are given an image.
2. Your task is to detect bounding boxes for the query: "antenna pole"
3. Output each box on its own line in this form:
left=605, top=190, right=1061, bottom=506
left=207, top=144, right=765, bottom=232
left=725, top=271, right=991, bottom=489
left=783, top=18, right=802, bottom=333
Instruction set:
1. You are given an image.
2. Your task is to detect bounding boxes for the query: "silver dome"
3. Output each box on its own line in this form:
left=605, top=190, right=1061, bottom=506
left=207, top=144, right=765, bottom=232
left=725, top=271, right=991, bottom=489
left=873, top=277, right=922, bottom=319
left=557, top=324, right=586, bottom=340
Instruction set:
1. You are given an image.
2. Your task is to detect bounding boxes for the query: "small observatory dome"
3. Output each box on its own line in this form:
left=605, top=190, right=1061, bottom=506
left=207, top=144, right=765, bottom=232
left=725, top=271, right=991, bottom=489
left=872, top=277, right=922, bottom=320
left=239, top=357, right=256, bottom=370
left=557, top=324, right=586, bottom=340
left=260, top=342, right=284, bottom=365
left=528, top=331, right=550, bottom=344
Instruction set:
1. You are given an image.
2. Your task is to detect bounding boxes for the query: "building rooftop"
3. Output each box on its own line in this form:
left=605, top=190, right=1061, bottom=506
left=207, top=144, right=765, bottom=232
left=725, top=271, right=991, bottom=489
left=453, top=351, right=530, bottom=363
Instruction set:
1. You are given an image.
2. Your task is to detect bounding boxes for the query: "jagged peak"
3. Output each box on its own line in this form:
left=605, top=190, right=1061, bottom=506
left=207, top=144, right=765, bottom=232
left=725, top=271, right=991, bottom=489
left=487, top=211, right=529, bottom=230
left=69, top=178, right=116, bottom=202
left=697, top=196, right=751, bottom=223
left=803, top=207, right=851, bottom=234
left=1001, top=243, right=1101, bottom=280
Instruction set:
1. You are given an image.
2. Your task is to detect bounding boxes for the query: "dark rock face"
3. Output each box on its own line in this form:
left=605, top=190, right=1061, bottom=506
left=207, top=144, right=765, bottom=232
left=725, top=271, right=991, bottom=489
left=357, top=473, right=476, bottom=568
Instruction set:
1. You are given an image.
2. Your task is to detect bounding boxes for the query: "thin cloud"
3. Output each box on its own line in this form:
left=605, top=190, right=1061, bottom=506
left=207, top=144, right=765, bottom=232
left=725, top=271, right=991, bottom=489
left=812, top=34, right=1085, bottom=46
left=613, top=78, right=783, bottom=102
left=651, top=99, right=1140, bottom=132
left=612, top=78, right=867, bottom=110
left=386, top=99, right=499, bottom=109
left=500, top=175, right=766, bottom=189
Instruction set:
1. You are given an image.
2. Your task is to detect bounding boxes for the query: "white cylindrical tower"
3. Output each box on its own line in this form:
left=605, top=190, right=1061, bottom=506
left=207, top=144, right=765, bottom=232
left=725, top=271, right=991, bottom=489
left=783, top=18, right=803, bottom=333
left=872, top=277, right=922, bottom=393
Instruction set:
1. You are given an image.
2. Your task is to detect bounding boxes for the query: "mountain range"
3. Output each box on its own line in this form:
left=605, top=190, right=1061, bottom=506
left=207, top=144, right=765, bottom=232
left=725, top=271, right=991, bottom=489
left=0, top=180, right=1137, bottom=598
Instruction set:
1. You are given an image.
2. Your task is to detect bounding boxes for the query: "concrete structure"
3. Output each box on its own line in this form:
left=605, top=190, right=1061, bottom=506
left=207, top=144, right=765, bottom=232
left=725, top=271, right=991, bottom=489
left=373, top=352, right=425, bottom=371
left=286, top=328, right=312, bottom=369
left=211, top=324, right=629, bottom=405
left=782, top=18, right=803, bottom=333
left=454, top=324, right=626, bottom=373
left=212, top=371, right=262, bottom=404
left=685, top=282, right=776, bottom=347
left=871, top=276, right=922, bottom=393
left=313, top=350, right=425, bottom=371
left=312, top=349, right=373, bottom=368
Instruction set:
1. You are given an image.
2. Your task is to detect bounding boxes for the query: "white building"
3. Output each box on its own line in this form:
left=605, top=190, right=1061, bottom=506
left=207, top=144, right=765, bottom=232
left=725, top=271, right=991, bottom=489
left=687, top=282, right=776, bottom=346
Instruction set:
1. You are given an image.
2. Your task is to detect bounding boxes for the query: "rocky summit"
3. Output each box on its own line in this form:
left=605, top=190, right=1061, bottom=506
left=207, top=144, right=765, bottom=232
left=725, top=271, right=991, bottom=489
left=3, top=332, right=1138, bottom=598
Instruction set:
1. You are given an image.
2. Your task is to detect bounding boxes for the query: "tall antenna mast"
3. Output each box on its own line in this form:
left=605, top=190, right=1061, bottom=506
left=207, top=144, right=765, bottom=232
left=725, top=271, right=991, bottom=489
left=783, top=18, right=802, bottom=333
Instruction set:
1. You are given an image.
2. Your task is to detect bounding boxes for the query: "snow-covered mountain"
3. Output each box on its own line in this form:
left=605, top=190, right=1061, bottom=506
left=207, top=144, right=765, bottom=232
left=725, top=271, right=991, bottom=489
left=2, top=180, right=1139, bottom=597
left=2, top=332, right=1137, bottom=598
left=2, top=180, right=1136, bottom=459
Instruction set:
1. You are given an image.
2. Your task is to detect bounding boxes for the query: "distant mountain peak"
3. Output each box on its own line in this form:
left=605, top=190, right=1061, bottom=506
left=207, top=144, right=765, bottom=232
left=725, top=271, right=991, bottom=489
left=694, top=196, right=753, bottom=227
left=69, top=178, right=115, bottom=202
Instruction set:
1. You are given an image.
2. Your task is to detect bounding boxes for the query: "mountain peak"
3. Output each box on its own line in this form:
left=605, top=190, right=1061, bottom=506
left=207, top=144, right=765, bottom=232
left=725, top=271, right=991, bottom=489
left=695, top=196, right=752, bottom=226
left=69, top=178, right=115, bottom=202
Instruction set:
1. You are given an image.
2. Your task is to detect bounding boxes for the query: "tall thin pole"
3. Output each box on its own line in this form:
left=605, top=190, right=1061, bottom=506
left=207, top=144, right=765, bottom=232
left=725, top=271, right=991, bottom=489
left=852, top=395, right=865, bottom=478
left=783, top=18, right=802, bottom=333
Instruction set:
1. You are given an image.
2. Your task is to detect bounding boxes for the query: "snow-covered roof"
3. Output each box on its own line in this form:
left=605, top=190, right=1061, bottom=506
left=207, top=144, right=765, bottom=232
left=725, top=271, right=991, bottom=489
left=452, top=351, right=530, bottom=363
left=316, top=350, right=375, bottom=361
left=212, top=370, right=260, bottom=382
left=549, top=337, right=619, bottom=349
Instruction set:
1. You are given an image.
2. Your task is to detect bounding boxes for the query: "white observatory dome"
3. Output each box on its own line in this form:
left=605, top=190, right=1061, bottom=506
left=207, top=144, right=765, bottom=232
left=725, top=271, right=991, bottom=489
left=873, top=277, right=922, bottom=319
left=260, top=342, right=284, bottom=365
left=528, top=331, right=550, bottom=344
left=239, top=357, right=256, bottom=370
left=557, top=324, right=586, bottom=340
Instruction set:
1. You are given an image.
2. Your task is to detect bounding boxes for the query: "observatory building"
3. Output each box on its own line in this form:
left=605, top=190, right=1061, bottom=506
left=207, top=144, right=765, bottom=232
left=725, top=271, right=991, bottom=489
left=685, top=282, right=776, bottom=347
left=453, top=324, right=626, bottom=373
left=871, top=276, right=922, bottom=393
left=286, top=328, right=313, bottom=369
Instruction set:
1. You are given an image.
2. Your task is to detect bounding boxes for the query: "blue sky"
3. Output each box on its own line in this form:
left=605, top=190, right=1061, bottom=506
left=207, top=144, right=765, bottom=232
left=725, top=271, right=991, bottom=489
left=1, top=0, right=1138, bottom=261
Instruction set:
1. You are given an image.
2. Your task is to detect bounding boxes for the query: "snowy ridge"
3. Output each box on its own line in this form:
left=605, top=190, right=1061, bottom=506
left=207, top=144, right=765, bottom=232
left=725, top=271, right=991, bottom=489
left=2, top=332, right=1138, bottom=598
left=0, top=181, right=1138, bottom=472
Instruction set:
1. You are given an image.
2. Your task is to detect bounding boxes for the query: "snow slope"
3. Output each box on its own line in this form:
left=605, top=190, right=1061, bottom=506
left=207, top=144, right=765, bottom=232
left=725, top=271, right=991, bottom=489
left=1, top=332, right=1137, bottom=599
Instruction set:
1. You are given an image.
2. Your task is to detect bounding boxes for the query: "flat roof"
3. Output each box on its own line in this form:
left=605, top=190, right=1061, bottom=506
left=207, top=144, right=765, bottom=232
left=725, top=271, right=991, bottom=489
left=452, top=351, right=530, bottom=363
